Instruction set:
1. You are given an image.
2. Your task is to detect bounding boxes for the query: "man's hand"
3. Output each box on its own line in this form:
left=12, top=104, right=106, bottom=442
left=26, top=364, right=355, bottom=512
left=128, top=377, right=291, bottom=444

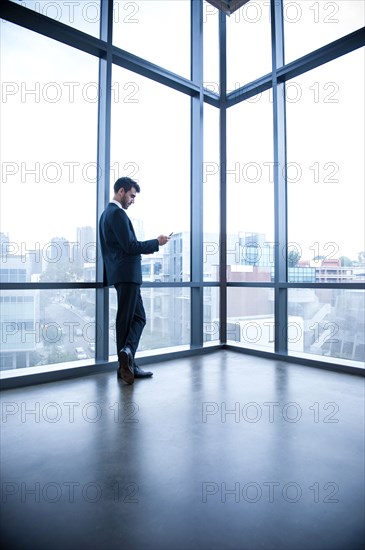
left=157, top=235, right=170, bottom=246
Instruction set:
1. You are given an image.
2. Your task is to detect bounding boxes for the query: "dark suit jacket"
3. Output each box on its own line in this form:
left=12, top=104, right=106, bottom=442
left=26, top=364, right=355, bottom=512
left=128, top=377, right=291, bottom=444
left=99, top=203, right=159, bottom=285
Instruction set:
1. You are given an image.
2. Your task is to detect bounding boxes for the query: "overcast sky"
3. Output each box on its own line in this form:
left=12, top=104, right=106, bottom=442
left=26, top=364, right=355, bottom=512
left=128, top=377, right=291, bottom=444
left=1, top=0, right=364, bottom=262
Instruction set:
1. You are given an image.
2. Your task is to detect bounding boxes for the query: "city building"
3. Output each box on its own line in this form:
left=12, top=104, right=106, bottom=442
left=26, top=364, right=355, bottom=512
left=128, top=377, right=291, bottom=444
left=0, top=251, right=40, bottom=369
left=76, top=226, right=96, bottom=266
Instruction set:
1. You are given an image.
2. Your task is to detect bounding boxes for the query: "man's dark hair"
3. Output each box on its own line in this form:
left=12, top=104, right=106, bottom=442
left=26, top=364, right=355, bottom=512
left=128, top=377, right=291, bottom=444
left=114, top=177, right=140, bottom=194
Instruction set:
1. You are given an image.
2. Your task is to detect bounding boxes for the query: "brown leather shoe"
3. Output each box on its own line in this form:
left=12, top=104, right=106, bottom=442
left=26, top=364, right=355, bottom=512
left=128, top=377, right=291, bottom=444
left=117, top=347, right=134, bottom=385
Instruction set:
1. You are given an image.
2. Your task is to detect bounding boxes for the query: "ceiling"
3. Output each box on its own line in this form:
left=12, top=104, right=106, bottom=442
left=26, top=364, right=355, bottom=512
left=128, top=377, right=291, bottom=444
left=205, top=0, right=252, bottom=15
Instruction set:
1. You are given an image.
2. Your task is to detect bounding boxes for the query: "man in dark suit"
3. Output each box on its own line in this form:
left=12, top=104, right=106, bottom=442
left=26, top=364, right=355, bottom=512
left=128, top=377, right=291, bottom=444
left=99, top=177, right=170, bottom=384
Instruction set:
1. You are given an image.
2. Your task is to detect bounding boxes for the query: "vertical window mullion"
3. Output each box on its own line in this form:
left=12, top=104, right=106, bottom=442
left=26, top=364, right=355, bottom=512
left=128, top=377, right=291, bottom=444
left=219, top=11, right=227, bottom=345
left=95, top=0, right=113, bottom=362
left=190, top=0, right=204, bottom=346
left=272, top=0, right=288, bottom=354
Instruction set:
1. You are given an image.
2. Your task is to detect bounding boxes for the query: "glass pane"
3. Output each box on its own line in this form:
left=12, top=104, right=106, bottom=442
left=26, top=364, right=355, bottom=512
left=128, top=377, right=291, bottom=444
left=9, top=0, right=101, bottom=37
left=204, top=287, right=220, bottom=343
left=227, top=90, right=274, bottom=282
left=227, top=287, right=274, bottom=351
left=227, top=1, right=271, bottom=90
left=203, top=2, right=219, bottom=91
left=0, top=23, right=98, bottom=283
left=113, top=0, right=190, bottom=79
left=288, top=289, right=365, bottom=367
left=286, top=50, right=365, bottom=276
left=284, top=0, right=365, bottom=64
left=108, top=287, right=190, bottom=357
left=110, top=66, right=191, bottom=283
left=0, top=289, right=95, bottom=371
left=204, top=103, right=220, bottom=282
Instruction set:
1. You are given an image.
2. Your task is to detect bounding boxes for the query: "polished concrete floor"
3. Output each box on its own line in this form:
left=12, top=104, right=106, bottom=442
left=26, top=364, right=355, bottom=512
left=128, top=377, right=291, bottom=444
left=1, top=351, right=364, bottom=550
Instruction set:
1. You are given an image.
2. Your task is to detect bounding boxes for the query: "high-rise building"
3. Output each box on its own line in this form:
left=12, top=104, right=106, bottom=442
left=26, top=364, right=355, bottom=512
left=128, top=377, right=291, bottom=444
left=76, top=226, right=96, bottom=266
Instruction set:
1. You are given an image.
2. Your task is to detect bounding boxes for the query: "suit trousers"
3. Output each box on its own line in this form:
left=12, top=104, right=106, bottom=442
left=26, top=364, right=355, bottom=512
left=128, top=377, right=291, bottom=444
left=114, top=283, right=146, bottom=360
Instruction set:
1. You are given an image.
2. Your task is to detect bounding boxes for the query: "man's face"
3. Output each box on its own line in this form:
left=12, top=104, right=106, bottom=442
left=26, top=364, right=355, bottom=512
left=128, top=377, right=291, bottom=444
left=120, top=187, right=137, bottom=209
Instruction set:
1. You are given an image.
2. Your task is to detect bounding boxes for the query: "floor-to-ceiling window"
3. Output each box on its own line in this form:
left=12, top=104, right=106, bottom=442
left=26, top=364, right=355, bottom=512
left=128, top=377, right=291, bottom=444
left=1, top=16, right=98, bottom=369
left=286, top=48, right=364, bottom=365
left=224, top=0, right=364, bottom=369
left=0, top=0, right=364, bottom=381
left=109, top=67, right=191, bottom=353
left=0, top=0, right=198, bottom=375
